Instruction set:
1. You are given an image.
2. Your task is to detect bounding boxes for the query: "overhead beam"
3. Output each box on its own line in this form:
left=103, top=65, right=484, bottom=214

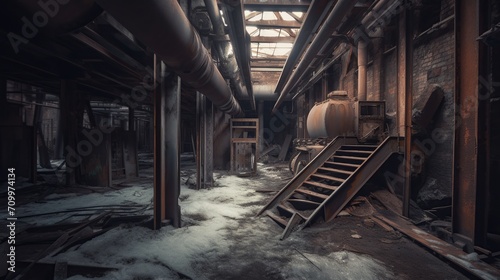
left=244, top=0, right=310, bottom=12
left=246, top=20, right=301, bottom=28
left=250, top=36, right=295, bottom=43
left=251, top=62, right=285, bottom=68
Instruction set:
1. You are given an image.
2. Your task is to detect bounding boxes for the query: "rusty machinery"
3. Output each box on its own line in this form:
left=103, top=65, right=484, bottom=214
left=290, top=91, right=387, bottom=174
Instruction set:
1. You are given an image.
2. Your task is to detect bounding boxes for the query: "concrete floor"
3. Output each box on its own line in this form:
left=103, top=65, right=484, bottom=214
left=2, top=158, right=470, bottom=279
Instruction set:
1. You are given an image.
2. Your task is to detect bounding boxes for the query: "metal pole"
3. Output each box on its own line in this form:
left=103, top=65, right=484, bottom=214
left=402, top=7, right=413, bottom=218
left=162, top=62, right=181, bottom=228
left=153, top=55, right=163, bottom=230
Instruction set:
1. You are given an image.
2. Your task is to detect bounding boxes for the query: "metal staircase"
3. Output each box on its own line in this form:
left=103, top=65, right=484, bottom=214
left=258, top=136, right=401, bottom=239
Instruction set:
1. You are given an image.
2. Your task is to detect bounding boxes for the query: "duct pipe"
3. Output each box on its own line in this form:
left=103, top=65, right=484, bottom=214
left=357, top=39, right=368, bottom=101
left=95, top=0, right=242, bottom=116
left=273, top=0, right=357, bottom=113
left=203, top=0, right=248, bottom=102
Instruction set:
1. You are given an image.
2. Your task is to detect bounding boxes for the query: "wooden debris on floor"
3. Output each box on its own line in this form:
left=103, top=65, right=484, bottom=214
left=3, top=212, right=151, bottom=280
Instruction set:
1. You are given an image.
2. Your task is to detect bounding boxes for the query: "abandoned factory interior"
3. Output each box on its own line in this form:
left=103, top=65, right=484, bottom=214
left=1, top=0, right=500, bottom=279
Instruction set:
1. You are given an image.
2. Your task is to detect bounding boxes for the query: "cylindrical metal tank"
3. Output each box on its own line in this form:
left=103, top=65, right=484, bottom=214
left=306, top=96, right=355, bottom=138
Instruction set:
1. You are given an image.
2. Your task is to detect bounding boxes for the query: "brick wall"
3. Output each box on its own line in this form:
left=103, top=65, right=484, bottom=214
left=411, top=0, right=455, bottom=197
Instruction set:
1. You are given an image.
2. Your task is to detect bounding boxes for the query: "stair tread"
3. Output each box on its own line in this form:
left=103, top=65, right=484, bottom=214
left=265, top=210, right=288, bottom=227
left=325, top=161, right=360, bottom=168
left=318, top=167, right=353, bottom=175
left=333, top=155, right=367, bottom=161
left=337, top=150, right=373, bottom=155
left=287, top=198, right=321, bottom=206
left=303, top=180, right=339, bottom=191
left=341, top=145, right=378, bottom=148
left=295, top=188, right=329, bottom=199
left=310, top=173, right=345, bottom=182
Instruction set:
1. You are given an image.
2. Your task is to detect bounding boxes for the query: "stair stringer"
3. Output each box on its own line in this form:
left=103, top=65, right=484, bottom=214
left=302, top=136, right=402, bottom=228
left=257, top=136, right=360, bottom=216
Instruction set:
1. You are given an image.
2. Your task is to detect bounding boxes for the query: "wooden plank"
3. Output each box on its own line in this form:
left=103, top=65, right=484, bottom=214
left=375, top=209, right=500, bottom=280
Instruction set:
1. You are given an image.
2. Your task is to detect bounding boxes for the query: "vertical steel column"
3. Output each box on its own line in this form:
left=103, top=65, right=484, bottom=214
left=258, top=101, right=265, bottom=152
left=153, top=55, right=164, bottom=229
left=60, top=80, right=78, bottom=186
left=452, top=0, right=481, bottom=247
left=162, top=62, right=181, bottom=228
left=196, top=92, right=214, bottom=189
left=196, top=92, right=204, bottom=189
left=402, top=7, right=414, bottom=218
left=204, top=99, right=214, bottom=188
left=128, top=107, right=135, bottom=131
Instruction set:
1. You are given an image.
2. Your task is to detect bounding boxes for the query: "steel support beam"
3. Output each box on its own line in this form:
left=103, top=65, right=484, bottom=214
left=153, top=59, right=181, bottom=229
left=162, top=64, right=181, bottom=228
left=60, top=80, right=79, bottom=186
left=452, top=0, right=482, bottom=249
left=196, top=93, right=214, bottom=189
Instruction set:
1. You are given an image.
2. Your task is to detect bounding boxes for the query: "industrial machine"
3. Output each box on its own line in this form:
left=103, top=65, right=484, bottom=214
left=290, top=91, right=387, bottom=174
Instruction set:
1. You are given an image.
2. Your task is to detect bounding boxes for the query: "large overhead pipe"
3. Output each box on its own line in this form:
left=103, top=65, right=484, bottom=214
left=221, top=0, right=255, bottom=110
left=204, top=0, right=248, bottom=102
left=95, top=0, right=242, bottom=116
left=273, top=0, right=357, bottom=112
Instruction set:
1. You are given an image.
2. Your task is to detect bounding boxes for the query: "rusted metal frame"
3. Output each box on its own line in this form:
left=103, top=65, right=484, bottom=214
left=273, top=0, right=358, bottom=113
left=452, top=0, right=482, bottom=249
left=275, top=0, right=335, bottom=94
left=318, top=137, right=400, bottom=225
left=400, top=5, right=414, bottom=218
left=161, top=63, right=182, bottom=228
left=257, top=136, right=359, bottom=216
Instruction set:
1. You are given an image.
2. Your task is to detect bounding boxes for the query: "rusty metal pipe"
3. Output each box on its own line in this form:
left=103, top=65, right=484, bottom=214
left=204, top=0, right=248, bottom=104
left=95, top=0, right=242, bottom=116
left=273, top=0, right=357, bottom=113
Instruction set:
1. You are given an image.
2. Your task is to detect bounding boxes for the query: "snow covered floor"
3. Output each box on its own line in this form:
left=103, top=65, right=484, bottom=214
left=7, top=164, right=400, bottom=279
